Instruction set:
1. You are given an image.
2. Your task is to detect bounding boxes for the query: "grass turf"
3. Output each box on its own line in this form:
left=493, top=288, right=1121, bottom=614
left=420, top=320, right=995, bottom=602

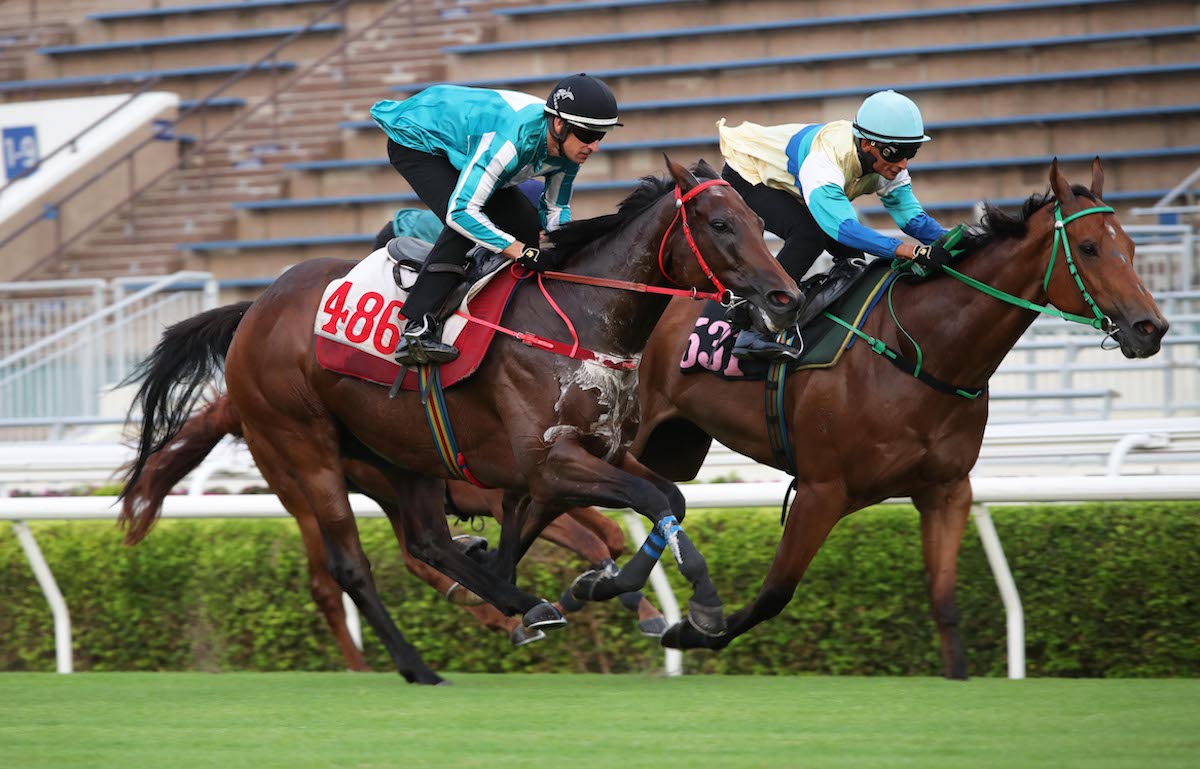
left=1, top=673, right=1197, bottom=769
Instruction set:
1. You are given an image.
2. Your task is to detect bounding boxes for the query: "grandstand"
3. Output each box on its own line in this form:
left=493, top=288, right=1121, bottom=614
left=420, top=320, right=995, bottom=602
left=0, top=0, right=1197, bottom=435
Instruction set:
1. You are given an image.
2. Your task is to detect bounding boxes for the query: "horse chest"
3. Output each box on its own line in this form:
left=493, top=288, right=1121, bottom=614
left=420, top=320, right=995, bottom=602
left=544, top=361, right=641, bottom=461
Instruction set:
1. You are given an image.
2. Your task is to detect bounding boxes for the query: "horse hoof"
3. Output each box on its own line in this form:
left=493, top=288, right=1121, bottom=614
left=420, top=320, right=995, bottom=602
left=686, top=600, right=727, bottom=637
left=569, top=569, right=604, bottom=601
left=637, top=616, right=670, bottom=638
left=451, top=534, right=489, bottom=558
left=510, top=626, right=547, bottom=647
left=523, top=601, right=567, bottom=631
left=445, top=582, right=485, bottom=606
left=660, top=620, right=720, bottom=650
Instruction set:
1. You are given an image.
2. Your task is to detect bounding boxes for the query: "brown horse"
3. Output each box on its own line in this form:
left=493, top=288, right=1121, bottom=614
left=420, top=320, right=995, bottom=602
left=120, top=393, right=667, bottom=670
left=622, top=159, right=1168, bottom=678
left=120, top=158, right=801, bottom=684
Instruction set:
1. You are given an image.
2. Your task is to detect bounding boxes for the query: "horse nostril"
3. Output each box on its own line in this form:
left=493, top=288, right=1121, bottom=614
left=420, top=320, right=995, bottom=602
left=768, top=289, right=797, bottom=308
left=1136, top=320, right=1163, bottom=337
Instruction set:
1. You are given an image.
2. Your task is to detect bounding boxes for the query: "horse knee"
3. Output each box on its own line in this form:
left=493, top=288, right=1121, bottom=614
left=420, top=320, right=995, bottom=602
left=326, top=551, right=372, bottom=594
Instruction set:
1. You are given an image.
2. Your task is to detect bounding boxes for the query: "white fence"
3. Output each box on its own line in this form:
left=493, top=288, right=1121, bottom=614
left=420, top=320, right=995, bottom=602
left=4, top=424, right=1200, bottom=679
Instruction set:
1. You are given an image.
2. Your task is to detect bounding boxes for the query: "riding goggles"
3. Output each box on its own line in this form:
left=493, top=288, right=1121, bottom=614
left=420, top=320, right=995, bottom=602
left=568, top=123, right=607, bottom=144
left=875, top=141, right=921, bottom=162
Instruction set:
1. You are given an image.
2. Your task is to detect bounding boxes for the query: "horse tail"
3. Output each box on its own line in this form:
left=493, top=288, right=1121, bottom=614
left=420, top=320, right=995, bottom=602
left=118, top=302, right=251, bottom=515
left=118, top=396, right=244, bottom=544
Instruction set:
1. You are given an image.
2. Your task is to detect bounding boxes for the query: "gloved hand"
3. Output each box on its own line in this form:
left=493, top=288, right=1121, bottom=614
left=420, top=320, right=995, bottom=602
left=911, top=241, right=954, bottom=272
left=515, top=246, right=560, bottom=273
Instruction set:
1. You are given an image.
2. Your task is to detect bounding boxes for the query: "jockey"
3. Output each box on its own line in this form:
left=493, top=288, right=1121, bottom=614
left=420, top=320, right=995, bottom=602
left=370, top=74, right=621, bottom=366
left=717, top=89, right=950, bottom=361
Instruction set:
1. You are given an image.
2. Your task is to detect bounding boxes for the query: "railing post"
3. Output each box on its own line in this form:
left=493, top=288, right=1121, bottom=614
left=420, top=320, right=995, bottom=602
left=971, top=504, right=1024, bottom=680
left=13, top=521, right=72, bottom=674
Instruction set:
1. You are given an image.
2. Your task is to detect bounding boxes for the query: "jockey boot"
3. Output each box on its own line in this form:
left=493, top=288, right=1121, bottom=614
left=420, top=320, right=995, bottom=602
left=732, top=328, right=801, bottom=362
left=394, top=313, right=459, bottom=366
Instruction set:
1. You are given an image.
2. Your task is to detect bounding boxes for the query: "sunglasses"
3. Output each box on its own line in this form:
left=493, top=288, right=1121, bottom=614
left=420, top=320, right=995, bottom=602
left=876, top=141, right=920, bottom=162
left=568, top=124, right=607, bottom=144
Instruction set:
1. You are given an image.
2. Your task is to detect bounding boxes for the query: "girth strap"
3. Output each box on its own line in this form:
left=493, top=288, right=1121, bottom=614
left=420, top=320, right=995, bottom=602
left=418, top=365, right=489, bottom=488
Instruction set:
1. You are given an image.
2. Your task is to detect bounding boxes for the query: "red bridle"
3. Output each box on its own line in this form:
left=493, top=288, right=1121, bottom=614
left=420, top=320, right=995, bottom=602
left=458, top=178, right=738, bottom=369
left=535, top=177, right=735, bottom=304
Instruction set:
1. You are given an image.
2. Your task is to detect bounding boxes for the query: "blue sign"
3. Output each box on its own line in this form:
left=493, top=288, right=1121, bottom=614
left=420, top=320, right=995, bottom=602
left=3, top=125, right=40, bottom=182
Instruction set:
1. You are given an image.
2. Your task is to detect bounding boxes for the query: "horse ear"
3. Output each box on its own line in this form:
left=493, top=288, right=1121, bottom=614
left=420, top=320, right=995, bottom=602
left=1090, top=156, right=1105, bottom=199
left=664, top=152, right=698, bottom=193
left=1049, top=158, right=1075, bottom=204
left=694, top=157, right=717, bottom=179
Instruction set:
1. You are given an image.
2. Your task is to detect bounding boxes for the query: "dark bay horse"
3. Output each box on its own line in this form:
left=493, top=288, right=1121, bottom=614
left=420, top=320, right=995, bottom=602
left=624, top=160, right=1168, bottom=678
left=121, top=158, right=800, bottom=684
left=120, top=393, right=666, bottom=670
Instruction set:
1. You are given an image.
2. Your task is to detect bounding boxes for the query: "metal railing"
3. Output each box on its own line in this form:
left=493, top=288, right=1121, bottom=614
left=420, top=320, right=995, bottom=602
left=0, top=272, right=218, bottom=437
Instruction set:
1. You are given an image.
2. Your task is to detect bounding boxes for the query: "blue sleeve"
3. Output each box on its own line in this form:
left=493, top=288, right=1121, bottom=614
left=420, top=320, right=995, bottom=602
left=809, top=184, right=903, bottom=259
left=880, top=185, right=947, bottom=244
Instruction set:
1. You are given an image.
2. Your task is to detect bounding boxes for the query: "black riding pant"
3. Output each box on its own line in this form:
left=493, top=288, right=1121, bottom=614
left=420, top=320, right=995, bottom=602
left=720, top=164, right=861, bottom=282
left=388, top=139, right=540, bottom=320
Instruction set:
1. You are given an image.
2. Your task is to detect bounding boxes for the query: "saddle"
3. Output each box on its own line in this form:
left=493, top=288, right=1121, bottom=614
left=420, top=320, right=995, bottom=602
left=313, top=240, right=522, bottom=392
left=386, top=236, right=510, bottom=320
left=681, top=258, right=898, bottom=381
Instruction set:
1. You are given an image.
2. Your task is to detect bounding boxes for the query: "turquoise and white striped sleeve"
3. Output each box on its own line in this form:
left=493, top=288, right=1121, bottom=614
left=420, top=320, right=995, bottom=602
left=446, top=131, right=520, bottom=252
left=540, top=164, right=578, bottom=231
left=879, top=173, right=947, bottom=245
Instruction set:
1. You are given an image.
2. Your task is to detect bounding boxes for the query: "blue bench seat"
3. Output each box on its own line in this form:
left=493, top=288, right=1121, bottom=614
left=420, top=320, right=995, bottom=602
left=0, top=61, right=296, bottom=92
left=37, top=24, right=342, bottom=56
left=87, top=0, right=334, bottom=22
left=334, top=103, right=1200, bottom=144
left=493, top=0, right=695, bottom=16
left=404, top=26, right=1200, bottom=95
left=178, top=233, right=375, bottom=251
left=454, top=0, right=1137, bottom=53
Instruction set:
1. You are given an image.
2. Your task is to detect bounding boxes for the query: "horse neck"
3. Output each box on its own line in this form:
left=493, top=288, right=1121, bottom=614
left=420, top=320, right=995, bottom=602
left=898, top=218, right=1056, bottom=387
left=560, top=198, right=683, bottom=357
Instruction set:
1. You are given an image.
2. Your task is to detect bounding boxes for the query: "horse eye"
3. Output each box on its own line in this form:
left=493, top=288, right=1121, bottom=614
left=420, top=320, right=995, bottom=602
left=711, top=219, right=730, bottom=233
left=1080, top=241, right=1099, bottom=257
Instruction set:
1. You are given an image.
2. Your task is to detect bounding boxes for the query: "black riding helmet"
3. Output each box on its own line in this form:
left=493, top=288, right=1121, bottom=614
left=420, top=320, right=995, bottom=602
left=544, top=73, right=622, bottom=132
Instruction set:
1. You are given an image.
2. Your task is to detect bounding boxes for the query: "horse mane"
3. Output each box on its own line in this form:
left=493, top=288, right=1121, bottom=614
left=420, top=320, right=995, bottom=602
left=546, top=161, right=721, bottom=259
left=958, top=184, right=1098, bottom=253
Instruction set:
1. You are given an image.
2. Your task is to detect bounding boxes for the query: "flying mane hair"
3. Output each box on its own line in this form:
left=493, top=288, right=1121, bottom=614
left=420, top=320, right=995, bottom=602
left=957, top=184, right=1098, bottom=255
left=545, top=161, right=722, bottom=260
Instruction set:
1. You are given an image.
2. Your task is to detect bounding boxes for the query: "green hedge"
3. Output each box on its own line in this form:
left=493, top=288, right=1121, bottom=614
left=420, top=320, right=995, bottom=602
left=1, top=502, right=1196, bottom=676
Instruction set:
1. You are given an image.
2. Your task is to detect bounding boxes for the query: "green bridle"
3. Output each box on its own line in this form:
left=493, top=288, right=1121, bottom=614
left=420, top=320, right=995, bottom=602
left=822, top=200, right=1118, bottom=401
left=941, top=203, right=1115, bottom=330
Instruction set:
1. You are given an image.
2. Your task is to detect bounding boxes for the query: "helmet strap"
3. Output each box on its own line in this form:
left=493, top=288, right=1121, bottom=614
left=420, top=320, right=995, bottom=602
left=855, top=139, right=877, bottom=175
left=549, top=116, right=570, bottom=156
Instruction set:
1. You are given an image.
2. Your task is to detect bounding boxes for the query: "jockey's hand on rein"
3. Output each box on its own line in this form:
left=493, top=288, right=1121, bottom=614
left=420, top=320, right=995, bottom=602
left=515, top=246, right=559, bottom=272
left=911, top=241, right=953, bottom=271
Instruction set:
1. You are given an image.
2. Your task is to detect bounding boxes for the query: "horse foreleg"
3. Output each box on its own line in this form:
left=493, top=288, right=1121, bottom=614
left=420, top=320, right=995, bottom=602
left=523, top=444, right=724, bottom=637
left=385, top=476, right=564, bottom=632
left=912, top=477, right=972, bottom=680
left=661, top=480, right=845, bottom=651
left=534, top=508, right=666, bottom=635
left=293, top=507, right=370, bottom=672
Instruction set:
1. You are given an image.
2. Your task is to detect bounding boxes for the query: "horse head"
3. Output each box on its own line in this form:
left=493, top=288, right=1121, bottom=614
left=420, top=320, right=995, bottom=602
left=663, top=156, right=801, bottom=332
left=1045, top=158, right=1168, bottom=358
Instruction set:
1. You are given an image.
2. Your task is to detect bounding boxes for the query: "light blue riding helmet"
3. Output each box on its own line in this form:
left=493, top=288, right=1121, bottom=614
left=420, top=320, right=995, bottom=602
left=851, top=90, right=931, bottom=144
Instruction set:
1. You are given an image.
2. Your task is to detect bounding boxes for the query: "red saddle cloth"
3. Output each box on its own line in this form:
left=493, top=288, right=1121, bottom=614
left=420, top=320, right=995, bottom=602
left=315, top=259, right=521, bottom=392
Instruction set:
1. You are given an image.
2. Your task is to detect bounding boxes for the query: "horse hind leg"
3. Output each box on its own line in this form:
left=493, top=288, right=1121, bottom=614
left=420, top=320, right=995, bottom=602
left=293, top=508, right=370, bottom=672
left=912, top=478, right=972, bottom=680
left=244, top=427, right=444, bottom=685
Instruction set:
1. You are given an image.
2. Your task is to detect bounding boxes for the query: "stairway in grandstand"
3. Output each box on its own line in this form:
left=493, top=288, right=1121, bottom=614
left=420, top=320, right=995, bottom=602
left=1, top=0, right=530, bottom=284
